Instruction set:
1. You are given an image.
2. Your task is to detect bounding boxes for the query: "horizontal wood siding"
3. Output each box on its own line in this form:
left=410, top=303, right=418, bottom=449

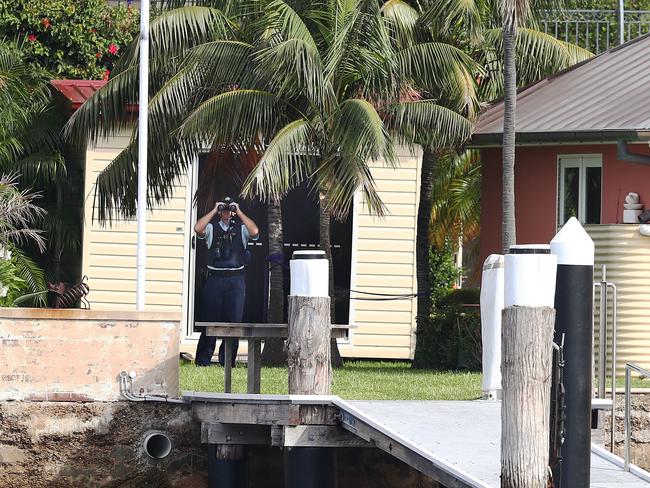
left=81, top=135, right=189, bottom=312
left=587, top=225, right=650, bottom=376
left=340, top=147, right=421, bottom=359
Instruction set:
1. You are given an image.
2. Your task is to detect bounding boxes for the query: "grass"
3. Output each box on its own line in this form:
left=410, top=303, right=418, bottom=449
left=180, top=360, right=482, bottom=400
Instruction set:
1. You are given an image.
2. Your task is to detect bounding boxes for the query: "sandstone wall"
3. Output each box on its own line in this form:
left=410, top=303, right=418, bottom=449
left=0, top=309, right=180, bottom=401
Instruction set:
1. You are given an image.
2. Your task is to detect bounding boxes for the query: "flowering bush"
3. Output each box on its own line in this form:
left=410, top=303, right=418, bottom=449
left=0, top=0, right=140, bottom=79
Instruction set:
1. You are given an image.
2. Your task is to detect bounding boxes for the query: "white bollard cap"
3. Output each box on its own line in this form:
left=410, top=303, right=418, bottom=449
left=550, top=217, right=595, bottom=266
left=504, top=245, right=557, bottom=308
left=289, top=250, right=329, bottom=297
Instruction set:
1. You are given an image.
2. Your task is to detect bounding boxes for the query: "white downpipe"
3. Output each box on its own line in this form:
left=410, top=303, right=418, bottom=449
left=136, top=0, right=150, bottom=310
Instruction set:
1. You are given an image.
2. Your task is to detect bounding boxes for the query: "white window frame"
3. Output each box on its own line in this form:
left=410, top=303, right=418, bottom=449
left=558, top=154, right=602, bottom=226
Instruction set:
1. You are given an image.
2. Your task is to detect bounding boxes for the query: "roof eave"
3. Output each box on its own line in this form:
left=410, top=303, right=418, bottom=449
left=468, top=130, right=650, bottom=148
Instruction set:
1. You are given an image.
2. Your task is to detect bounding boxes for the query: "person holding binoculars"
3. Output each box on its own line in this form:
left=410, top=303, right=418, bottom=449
left=194, top=197, right=259, bottom=366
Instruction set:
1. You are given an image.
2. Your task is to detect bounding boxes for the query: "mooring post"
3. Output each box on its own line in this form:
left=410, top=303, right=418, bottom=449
left=550, top=217, right=595, bottom=488
left=480, top=254, right=504, bottom=400
left=501, top=245, right=557, bottom=488
left=208, top=444, right=247, bottom=488
left=285, top=250, right=336, bottom=488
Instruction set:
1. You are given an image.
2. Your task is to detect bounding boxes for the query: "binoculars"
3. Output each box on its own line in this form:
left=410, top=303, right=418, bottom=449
left=218, top=201, right=237, bottom=212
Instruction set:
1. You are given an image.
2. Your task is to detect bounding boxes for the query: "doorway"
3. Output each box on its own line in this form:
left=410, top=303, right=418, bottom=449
left=184, top=153, right=354, bottom=340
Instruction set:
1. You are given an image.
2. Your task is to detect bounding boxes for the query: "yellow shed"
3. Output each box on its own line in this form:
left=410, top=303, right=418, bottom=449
left=55, top=81, right=421, bottom=360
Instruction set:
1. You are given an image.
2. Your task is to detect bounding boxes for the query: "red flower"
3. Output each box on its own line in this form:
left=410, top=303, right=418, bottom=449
left=27, top=34, right=37, bottom=42
left=107, top=43, right=119, bottom=55
left=95, top=52, right=102, bottom=59
left=103, top=70, right=111, bottom=81
left=41, top=18, right=51, bottom=28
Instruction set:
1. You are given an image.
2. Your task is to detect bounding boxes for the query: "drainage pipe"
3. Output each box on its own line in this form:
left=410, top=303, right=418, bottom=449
left=144, top=431, right=173, bottom=459
left=617, top=141, right=650, bottom=166
left=119, top=371, right=188, bottom=405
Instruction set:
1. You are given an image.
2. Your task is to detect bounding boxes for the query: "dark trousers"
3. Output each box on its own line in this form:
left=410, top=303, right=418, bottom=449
left=195, top=273, right=246, bottom=366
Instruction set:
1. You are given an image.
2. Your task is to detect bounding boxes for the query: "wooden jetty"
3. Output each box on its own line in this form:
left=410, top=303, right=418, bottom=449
left=182, top=392, right=650, bottom=488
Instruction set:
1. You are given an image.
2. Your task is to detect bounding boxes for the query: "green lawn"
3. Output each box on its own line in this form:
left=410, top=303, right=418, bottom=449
left=180, top=360, right=482, bottom=400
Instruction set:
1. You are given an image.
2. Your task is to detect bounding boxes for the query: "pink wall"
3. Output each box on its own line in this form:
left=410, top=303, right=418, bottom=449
left=480, top=143, right=650, bottom=267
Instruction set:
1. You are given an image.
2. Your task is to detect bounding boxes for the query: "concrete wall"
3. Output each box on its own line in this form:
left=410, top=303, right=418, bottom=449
left=0, top=308, right=180, bottom=401
left=480, top=143, right=650, bottom=264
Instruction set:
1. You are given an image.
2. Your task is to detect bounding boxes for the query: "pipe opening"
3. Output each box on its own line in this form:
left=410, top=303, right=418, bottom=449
left=144, top=432, right=172, bottom=459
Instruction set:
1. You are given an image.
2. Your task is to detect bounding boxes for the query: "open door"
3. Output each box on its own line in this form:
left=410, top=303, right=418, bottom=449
left=184, top=152, right=268, bottom=342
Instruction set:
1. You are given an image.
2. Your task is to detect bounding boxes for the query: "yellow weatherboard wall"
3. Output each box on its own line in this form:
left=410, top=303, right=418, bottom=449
left=81, top=134, right=189, bottom=312
left=82, top=136, right=421, bottom=359
left=340, top=147, right=422, bottom=359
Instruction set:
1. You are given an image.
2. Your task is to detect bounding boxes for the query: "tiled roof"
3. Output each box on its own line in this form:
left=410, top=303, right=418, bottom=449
left=50, top=79, right=106, bottom=110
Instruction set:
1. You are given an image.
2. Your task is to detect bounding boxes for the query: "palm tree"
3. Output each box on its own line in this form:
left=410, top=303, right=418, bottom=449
left=65, top=2, right=296, bottom=363
left=0, top=41, right=71, bottom=300
left=0, top=173, right=47, bottom=306
left=416, top=0, right=589, bottom=253
left=397, top=0, right=591, bottom=365
left=68, top=1, right=475, bottom=365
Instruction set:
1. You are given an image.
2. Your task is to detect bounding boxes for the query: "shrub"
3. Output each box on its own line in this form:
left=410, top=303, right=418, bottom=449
left=0, top=0, right=139, bottom=79
left=413, top=287, right=482, bottom=371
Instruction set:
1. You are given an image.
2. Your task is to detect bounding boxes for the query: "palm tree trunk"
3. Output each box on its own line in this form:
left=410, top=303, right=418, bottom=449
left=501, top=20, right=517, bottom=254
left=52, top=181, right=64, bottom=282
left=261, top=202, right=287, bottom=366
left=319, top=191, right=343, bottom=368
left=412, top=149, right=437, bottom=369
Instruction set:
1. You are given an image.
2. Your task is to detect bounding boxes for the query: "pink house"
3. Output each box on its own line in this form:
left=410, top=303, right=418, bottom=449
left=472, top=33, right=650, bottom=373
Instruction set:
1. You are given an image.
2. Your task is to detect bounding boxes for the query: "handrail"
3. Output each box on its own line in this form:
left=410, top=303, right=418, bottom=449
left=594, top=266, right=618, bottom=453
left=624, top=362, right=650, bottom=471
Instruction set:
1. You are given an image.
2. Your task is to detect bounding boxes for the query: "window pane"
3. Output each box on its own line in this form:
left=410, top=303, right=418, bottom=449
left=563, top=167, right=579, bottom=223
left=585, top=166, right=601, bottom=224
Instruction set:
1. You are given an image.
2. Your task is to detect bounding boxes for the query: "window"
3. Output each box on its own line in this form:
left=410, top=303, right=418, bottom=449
left=558, top=155, right=602, bottom=225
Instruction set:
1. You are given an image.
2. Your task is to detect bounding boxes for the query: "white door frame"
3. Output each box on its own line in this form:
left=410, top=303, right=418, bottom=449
left=181, top=155, right=200, bottom=341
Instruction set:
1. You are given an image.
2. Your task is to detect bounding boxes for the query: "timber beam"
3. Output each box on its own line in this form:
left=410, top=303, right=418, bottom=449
left=201, top=423, right=370, bottom=449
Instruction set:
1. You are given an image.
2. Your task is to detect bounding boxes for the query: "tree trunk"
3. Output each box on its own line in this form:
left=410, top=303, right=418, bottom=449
left=287, top=296, right=332, bottom=395
left=261, top=202, right=287, bottom=366
left=412, top=149, right=437, bottom=369
left=501, top=306, right=554, bottom=488
left=501, top=21, right=517, bottom=254
left=319, top=191, right=343, bottom=368
left=52, top=181, right=64, bottom=282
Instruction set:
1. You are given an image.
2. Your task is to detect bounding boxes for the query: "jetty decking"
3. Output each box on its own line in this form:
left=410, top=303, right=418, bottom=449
left=183, top=392, right=650, bottom=488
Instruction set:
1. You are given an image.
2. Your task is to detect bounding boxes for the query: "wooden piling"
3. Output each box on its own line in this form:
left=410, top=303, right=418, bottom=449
left=286, top=294, right=335, bottom=488
left=501, top=306, right=555, bottom=488
left=287, top=296, right=332, bottom=395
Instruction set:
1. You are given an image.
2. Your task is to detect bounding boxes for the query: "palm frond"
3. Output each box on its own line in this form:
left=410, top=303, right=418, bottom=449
left=418, top=0, right=483, bottom=41
left=179, top=89, right=282, bottom=147
left=396, top=42, right=480, bottom=114
left=381, top=0, right=420, bottom=48
left=6, top=243, right=47, bottom=301
left=479, top=27, right=593, bottom=99
left=113, top=6, right=236, bottom=74
left=315, top=153, right=385, bottom=219
left=255, top=38, right=332, bottom=110
left=64, top=65, right=139, bottom=146
left=386, top=100, right=473, bottom=148
left=10, top=151, right=66, bottom=187
left=241, top=119, right=313, bottom=204
left=332, top=98, right=397, bottom=167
